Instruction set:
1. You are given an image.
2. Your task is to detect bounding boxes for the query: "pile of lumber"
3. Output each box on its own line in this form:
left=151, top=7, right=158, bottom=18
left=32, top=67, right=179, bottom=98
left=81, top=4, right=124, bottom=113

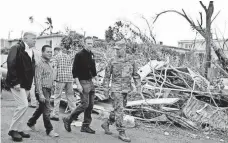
left=92, top=59, right=228, bottom=133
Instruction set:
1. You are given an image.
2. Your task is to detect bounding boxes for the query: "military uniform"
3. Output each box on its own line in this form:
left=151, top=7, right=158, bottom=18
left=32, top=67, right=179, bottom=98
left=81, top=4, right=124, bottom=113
left=101, top=39, right=141, bottom=142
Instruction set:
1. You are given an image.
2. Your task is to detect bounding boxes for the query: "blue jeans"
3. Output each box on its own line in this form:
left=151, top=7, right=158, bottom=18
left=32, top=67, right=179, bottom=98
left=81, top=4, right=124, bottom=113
left=68, top=80, right=95, bottom=126
left=27, top=87, right=53, bottom=134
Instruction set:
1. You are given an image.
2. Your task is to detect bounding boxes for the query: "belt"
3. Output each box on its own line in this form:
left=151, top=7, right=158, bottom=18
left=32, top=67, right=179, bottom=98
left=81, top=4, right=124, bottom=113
left=80, top=79, right=92, bottom=83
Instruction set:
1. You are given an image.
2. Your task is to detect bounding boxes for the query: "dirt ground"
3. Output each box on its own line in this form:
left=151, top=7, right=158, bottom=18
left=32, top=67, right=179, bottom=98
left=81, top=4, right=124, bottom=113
left=1, top=90, right=228, bottom=143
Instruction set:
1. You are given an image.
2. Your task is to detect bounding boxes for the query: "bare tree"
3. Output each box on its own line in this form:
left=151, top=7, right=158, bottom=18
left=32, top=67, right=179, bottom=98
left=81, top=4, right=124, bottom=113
left=153, top=1, right=228, bottom=77
left=123, top=19, right=156, bottom=45
left=139, top=15, right=156, bottom=44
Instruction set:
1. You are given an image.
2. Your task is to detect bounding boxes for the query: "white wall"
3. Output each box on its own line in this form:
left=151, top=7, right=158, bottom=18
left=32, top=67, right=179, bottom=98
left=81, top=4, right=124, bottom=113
left=178, top=40, right=228, bottom=59
left=36, top=36, right=62, bottom=54
left=7, top=36, right=63, bottom=55
left=1, top=55, right=8, bottom=67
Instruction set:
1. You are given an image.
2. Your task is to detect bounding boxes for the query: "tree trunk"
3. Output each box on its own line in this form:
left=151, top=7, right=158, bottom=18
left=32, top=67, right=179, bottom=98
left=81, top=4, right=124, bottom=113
left=153, top=1, right=228, bottom=76
left=204, top=3, right=213, bottom=78
left=205, top=39, right=211, bottom=78
left=205, top=33, right=212, bottom=78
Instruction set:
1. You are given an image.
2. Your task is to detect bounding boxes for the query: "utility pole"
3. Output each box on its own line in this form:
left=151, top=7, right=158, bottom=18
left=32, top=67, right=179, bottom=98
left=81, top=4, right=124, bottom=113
left=8, top=30, right=13, bottom=39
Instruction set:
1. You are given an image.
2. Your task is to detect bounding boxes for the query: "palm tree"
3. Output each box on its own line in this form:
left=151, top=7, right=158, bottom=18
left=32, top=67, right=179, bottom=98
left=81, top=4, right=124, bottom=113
left=40, top=17, right=53, bottom=36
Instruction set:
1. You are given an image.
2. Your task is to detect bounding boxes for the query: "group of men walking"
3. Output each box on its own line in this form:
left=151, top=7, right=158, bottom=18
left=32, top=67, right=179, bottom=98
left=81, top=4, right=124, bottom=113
left=5, top=31, right=142, bottom=142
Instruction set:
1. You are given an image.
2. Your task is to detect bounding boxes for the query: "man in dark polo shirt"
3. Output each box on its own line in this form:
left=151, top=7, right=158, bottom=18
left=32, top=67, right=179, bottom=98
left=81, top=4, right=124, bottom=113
left=63, top=36, right=97, bottom=134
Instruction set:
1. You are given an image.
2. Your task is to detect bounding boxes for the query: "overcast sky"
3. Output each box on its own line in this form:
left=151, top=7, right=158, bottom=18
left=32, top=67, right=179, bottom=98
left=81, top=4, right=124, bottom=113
left=1, top=0, right=228, bottom=46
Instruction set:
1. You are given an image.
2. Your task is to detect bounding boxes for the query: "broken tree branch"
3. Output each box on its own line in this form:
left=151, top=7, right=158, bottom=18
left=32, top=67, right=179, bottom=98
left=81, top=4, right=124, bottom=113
left=211, top=10, right=220, bottom=24
left=125, top=20, right=142, bottom=36
left=196, top=20, right=204, bottom=33
left=143, top=84, right=221, bottom=95
left=140, top=15, right=156, bottom=44
left=199, top=12, right=203, bottom=26
left=153, top=9, right=206, bottom=38
left=153, top=10, right=185, bottom=24
left=170, top=71, right=192, bottom=89
left=158, top=65, right=169, bottom=97
left=211, top=42, right=228, bottom=73
left=149, top=70, right=188, bottom=90
left=223, top=39, right=228, bottom=50
left=212, top=60, right=228, bottom=77
left=200, top=1, right=207, bottom=13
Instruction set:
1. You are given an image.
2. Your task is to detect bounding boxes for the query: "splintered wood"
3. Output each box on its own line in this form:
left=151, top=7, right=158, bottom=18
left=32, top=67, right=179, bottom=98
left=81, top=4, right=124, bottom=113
left=126, top=98, right=179, bottom=107
left=75, top=50, right=228, bottom=133
left=183, top=96, right=228, bottom=131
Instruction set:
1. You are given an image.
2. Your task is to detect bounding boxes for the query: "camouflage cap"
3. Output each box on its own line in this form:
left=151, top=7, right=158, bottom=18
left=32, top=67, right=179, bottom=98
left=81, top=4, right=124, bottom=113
left=113, top=39, right=126, bottom=50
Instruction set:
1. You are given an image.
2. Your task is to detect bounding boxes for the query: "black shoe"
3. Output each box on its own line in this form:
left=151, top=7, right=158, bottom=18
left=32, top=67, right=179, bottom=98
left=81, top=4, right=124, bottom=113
left=8, top=130, right=22, bottom=142
left=50, top=117, right=59, bottom=121
left=62, top=117, right=71, bottom=132
left=18, top=132, right=30, bottom=138
left=81, top=126, right=95, bottom=134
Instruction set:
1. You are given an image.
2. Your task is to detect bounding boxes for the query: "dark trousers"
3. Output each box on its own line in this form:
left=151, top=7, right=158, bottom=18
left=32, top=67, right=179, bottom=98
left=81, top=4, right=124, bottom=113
left=27, top=87, right=53, bottom=134
left=68, top=80, right=95, bottom=126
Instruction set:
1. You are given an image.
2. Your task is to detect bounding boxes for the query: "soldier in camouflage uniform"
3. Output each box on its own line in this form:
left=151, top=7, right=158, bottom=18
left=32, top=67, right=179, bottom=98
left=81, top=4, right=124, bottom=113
left=101, top=39, right=141, bottom=142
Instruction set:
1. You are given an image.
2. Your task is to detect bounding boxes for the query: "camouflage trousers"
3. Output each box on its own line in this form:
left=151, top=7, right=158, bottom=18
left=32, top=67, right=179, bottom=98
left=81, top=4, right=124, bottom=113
left=108, top=92, right=127, bottom=132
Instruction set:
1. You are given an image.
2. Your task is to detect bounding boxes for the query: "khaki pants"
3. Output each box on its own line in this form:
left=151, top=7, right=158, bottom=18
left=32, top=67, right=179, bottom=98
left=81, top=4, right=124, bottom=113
left=52, top=82, right=76, bottom=117
left=28, top=82, right=38, bottom=106
left=9, top=88, right=29, bottom=132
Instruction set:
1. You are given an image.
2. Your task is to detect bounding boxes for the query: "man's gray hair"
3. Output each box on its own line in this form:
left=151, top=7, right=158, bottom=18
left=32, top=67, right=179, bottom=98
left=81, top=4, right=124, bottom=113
left=23, top=31, right=37, bottom=38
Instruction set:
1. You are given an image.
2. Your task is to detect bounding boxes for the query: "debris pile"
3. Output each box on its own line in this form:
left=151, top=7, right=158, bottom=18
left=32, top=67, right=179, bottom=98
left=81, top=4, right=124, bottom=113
left=92, top=58, right=228, bottom=135
left=2, top=46, right=227, bottom=136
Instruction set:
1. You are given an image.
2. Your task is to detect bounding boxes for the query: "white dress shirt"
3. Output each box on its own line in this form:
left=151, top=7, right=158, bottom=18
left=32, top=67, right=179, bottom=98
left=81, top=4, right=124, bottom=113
left=24, top=42, right=33, bottom=60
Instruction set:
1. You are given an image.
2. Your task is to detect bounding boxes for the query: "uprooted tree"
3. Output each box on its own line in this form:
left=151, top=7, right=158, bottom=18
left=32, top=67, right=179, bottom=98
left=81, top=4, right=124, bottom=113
left=153, top=1, right=228, bottom=78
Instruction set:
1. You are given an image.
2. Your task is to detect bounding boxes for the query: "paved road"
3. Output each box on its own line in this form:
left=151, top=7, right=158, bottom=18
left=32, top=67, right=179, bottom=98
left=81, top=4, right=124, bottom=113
left=1, top=90, right=227, bottom=143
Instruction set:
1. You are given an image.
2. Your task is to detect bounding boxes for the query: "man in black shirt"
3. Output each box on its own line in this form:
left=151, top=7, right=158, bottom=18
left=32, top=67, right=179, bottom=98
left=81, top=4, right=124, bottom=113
left=63, top=36, right=97, bottom=134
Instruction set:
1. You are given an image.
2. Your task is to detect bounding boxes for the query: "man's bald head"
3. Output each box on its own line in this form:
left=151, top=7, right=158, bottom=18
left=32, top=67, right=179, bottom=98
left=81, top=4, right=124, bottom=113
left=23, top=32, right=37, bottom=48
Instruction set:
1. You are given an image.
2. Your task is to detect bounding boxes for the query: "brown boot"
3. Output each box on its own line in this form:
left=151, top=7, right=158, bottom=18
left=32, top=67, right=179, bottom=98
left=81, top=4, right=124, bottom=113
left=118, top=131, right=131, bottom=142
left=101, top=119, right=112, bottom=135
